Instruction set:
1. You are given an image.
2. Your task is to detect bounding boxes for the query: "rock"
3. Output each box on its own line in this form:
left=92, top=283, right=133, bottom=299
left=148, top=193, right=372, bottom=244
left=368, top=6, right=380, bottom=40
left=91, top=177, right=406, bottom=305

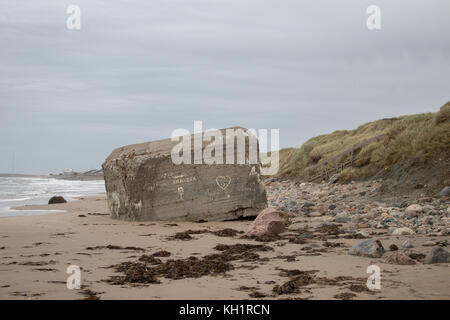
left=328, top=204, right=336, bottom=210
left=246, top=208, right=286, bottom=237
left=357, top=231, right=370, bottom=238
left=421, top=216, right=433, bottom=225
left=329, top=174, right=339, bottom=184
left=422, top=240, right=436, bottom=247
left=308, top=211, right=323, bottom=217
left=102, top=127, right=267, bottom=221
left=387, top=226, right=397, bottom=234
left=422, top=205, right=434, bottom=214
left=424, top=246, right=450, bottom=264
left=301, top=202, right=315, bottom=210
left=405, top=204, right=422, bottom=218
left=335, top=217, right=351, bottom=223
left=348, top=239, right=385, bottom=258
left=392, top=227, right=415, bottom=235
left=389, top=244, right=398, bottom=251
left=364, top=210, right=379, bottom=219
left=288, top=200, right=297, bottom=207
left=48, top=196, right=67, bottom=204
left=317, top=205, right=328, bottom=214
left=384, top=252, right=416, bottom=265
left=299, top=232, right=314, bottom=239
left=335, top=211, right=349, bottom=218
left=317, top=222, right=335, bottom=228
left=438, top=186, right=450, bottom=197
left=402, top=239, right=414, bottom=248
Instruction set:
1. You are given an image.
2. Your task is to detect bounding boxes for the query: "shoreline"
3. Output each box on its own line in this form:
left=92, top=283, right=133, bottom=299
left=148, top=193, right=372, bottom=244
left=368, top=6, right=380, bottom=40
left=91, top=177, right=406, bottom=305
left=3, top=193, right=106, bottom=218
left=1, top=186, right=449, bottom=300
left=0, top=173, right=104, bottom=181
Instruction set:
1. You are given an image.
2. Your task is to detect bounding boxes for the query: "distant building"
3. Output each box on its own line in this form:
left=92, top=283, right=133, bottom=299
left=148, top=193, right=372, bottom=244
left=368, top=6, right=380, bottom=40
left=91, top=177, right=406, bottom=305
left=63, top=168, right=75, bottom=175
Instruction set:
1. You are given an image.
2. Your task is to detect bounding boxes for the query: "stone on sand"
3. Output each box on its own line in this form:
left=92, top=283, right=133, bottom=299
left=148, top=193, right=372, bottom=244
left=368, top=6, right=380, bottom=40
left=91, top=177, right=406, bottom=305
left=438, top=186, right=450, bottom=197
left=348, top=239, right=385, bottom=258
left=392, top=227, right=415, bottom=235
left=384, top=252, right=416, bottom=265
left=402, top=239, right=414, bottom=248
left=424, top=246, right=450, bottom=264
left=246, top=207, right=286, bottom=237
left=308, top=211, right=323, bottom=217
left=48, top=196, right=67, bottom=204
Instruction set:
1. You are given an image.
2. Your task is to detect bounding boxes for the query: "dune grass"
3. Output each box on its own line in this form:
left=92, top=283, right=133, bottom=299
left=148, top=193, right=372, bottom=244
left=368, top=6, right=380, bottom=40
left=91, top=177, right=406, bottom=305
left=276, top=101, right=450, bottom=181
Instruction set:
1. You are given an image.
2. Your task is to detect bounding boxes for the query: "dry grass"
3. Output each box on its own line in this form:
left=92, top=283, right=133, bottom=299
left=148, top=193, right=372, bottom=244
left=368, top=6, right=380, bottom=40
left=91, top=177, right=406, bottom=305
left=276, top=101, right=450, bottom=181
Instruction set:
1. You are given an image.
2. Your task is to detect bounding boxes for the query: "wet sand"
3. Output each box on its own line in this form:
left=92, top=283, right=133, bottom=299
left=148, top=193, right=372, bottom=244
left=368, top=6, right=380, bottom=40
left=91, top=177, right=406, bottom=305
left=0, top=196, right=449, bottom=300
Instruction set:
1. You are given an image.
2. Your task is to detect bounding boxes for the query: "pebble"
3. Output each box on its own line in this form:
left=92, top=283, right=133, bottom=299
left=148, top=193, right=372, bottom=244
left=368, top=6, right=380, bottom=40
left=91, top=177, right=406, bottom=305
left=384, top=252, right=416, bottom=265
left=348, top=239, right=385, bottom=258
left=308, top=211, right=322, bottom=217
left=424, top=246, right=450, bottom=264
left=422, top=240, right=436, bottom=247
left=392, top=227, right=415, bottom=235
left=438, top=186, right=450, bottom=197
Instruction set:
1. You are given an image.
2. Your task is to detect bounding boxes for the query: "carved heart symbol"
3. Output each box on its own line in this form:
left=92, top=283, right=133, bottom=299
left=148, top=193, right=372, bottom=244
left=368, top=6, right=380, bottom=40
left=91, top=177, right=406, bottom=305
left=216, top=176, right=231, bottom=191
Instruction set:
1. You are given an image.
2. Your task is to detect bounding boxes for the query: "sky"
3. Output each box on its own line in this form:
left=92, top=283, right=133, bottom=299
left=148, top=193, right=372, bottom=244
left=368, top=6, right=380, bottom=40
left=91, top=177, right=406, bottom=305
left=0, top=0, right=449, bottom=174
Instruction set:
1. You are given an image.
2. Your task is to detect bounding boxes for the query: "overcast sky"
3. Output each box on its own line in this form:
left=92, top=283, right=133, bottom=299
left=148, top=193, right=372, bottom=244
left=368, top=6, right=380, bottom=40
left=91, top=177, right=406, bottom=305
left=0, top=0, right=449, bottom=174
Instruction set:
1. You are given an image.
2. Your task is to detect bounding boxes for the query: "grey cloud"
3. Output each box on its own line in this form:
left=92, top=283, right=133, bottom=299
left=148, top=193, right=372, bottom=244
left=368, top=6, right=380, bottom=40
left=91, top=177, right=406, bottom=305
left=0, top=0, right=449, bottom=174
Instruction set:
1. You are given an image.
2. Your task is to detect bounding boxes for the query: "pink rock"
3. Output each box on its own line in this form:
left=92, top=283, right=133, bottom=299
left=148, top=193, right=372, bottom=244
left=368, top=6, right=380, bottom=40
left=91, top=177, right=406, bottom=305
left=246, top=207, right=286, bottom=237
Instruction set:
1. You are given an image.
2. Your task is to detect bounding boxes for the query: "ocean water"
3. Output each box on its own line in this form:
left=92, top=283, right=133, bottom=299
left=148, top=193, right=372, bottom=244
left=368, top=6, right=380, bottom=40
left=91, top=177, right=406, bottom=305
left=0, top=177, right=106, bottom=217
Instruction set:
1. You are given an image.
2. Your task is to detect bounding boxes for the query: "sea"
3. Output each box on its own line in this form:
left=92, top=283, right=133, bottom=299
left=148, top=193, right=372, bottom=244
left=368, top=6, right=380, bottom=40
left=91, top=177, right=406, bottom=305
left=0, top=176, right=106, bottom=217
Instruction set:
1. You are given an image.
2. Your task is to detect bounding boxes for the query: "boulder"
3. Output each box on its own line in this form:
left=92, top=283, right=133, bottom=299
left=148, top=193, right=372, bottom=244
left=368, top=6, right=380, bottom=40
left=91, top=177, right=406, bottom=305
left=384, top=252, right=416, bottom=265
left=102, top=127, right=267, bottom=221
left=348, top=239, right=385, bottom=258
left=48, top=196, right=67, bottom=204
left=308, top=211, right=323, bottom=217
left=405, top=204, right=422, bottom=218
left=246, top=207, right=286, bottom=237
left=424, top=246, right=450, bottom=264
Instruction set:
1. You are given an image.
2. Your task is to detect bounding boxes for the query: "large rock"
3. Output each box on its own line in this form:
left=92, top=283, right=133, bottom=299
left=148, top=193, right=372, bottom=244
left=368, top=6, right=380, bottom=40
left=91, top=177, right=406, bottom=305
left=102, top=127, right=267, bottom=221
left=246, top=208, right=286, bottom=237
left=48, top=196, right=67, bottom=204
left=348, top=239, right=385, bottom=258
left=424, top=246, right=450, bottom=264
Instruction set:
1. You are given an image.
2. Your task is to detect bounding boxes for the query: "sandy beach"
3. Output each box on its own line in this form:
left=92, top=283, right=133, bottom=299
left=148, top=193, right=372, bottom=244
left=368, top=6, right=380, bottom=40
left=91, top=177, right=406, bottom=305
left=1, top=190, right=449, bottom=300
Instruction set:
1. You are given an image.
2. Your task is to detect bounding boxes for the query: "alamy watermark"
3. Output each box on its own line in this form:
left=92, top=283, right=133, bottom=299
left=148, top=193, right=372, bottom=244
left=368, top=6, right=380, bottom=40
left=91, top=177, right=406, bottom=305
left=170, top=121, right=279, bottom=176
left=66, top=5, right=81, bottom=30
left=366, top=264, right=381, bottom=290
left=66, top=265, right=81, bottom=290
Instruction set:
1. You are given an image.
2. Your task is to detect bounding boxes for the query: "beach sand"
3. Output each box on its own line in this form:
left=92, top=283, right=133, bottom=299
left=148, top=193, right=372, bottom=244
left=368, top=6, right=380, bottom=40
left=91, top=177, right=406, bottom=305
left=0, top=195, right=449, bottom=300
